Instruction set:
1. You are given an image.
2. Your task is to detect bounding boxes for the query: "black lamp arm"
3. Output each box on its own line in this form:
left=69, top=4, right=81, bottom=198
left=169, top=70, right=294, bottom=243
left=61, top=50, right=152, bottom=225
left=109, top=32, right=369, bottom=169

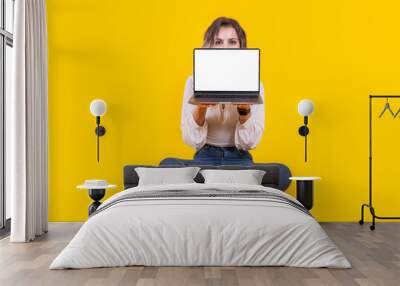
left=298, top=116, right=310, bottom=162
left=94, top=116, right=106, bottom=162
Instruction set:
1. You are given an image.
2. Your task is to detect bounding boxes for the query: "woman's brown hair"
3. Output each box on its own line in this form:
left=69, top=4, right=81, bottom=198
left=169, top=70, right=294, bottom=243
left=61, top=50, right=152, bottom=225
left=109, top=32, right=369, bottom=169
left=202, top=17, right=247, bottom=48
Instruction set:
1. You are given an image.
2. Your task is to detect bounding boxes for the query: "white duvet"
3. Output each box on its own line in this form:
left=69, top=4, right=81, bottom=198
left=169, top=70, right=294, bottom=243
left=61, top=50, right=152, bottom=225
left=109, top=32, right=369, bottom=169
left=50, top=183, right=351, bottom=269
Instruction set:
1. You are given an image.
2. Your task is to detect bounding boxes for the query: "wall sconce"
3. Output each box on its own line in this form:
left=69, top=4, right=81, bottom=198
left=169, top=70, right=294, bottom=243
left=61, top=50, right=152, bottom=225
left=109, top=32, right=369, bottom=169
left=90, top=99, right=107, bottom=162
left=297, top=99, right=314, bottom=162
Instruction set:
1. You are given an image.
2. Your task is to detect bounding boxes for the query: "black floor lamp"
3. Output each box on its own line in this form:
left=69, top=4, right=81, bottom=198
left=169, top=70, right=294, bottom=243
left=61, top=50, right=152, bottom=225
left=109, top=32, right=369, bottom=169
left=89, top=99, right=107, bottom=162
left=297, top=99, right=314, bottom=162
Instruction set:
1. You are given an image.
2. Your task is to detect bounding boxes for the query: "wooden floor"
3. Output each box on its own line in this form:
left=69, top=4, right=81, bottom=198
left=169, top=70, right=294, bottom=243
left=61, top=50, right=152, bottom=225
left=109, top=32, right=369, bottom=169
left=0, top=222, right=399, bottom=286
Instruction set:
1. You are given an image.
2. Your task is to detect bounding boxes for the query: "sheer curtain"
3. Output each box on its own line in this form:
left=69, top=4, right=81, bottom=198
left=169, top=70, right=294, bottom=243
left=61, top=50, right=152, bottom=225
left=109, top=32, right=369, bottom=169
left=8, top=0, right=48, bottom=242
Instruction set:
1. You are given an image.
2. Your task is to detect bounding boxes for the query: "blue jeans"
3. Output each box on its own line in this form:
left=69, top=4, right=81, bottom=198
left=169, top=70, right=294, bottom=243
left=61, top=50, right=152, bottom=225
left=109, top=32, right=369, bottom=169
left=160, top=144, right=253, bottom=166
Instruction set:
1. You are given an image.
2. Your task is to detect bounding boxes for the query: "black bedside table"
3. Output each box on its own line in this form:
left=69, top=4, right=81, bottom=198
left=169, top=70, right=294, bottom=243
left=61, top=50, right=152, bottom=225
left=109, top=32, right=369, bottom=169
left=289, top=177, right=321, bottom=210
left=77, top=182, right=116, bottom=216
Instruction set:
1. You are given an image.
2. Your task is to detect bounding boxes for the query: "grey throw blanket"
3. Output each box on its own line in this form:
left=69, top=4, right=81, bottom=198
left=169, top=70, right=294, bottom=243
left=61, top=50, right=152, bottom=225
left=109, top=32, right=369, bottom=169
left=91, top=189, right=311, bottom=218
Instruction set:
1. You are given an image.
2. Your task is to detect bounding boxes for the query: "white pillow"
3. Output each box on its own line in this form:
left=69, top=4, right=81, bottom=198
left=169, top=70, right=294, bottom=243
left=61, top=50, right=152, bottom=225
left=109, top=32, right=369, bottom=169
left=200, top=169, right=266, bottom=185
left=135, top=167, right=201, bottom=186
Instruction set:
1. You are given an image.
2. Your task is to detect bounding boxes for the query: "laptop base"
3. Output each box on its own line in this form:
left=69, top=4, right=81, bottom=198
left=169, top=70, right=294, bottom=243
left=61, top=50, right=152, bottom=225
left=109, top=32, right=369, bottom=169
left=189, top=96, right=263, bottom=105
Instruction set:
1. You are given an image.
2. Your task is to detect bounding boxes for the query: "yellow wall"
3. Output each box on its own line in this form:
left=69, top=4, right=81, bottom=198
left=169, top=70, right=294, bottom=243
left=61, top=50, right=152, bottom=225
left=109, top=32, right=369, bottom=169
left=47, top=0, right=400, bottom=222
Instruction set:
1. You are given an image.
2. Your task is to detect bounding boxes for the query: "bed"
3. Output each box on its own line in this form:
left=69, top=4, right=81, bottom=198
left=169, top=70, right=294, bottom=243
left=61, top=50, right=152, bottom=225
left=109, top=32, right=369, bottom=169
left=50, top=164, right=351, bottom=269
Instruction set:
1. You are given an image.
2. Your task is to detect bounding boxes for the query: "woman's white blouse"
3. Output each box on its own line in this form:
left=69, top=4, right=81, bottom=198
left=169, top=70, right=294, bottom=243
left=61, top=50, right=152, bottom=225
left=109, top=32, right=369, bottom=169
left=181, top=75, right=265, bottom=151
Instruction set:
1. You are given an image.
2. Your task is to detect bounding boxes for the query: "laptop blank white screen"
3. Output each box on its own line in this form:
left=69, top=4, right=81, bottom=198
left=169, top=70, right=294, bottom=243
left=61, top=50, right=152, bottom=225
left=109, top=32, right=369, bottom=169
left=194, top=49, right=260, bottom=92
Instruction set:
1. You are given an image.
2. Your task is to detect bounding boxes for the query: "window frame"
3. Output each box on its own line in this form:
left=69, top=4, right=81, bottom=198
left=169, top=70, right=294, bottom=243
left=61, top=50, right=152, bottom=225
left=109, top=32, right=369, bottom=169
left=0, top=0, right=14, bottom=232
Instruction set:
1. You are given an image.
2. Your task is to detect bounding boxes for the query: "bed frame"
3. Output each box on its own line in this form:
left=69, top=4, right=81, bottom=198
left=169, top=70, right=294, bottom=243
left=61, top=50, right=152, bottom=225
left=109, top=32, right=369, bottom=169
left=123, top=163, right=292, bottom=191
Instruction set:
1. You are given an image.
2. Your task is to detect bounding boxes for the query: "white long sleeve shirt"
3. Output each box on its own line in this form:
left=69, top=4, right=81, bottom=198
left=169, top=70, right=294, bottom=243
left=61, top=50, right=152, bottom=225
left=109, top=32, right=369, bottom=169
left=181, top=75, right=265, bottom=151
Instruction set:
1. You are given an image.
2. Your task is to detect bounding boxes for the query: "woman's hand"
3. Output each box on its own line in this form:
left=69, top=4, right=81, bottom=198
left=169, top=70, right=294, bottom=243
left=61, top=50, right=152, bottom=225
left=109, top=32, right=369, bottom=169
left=235, top=104, right=251, bottom=124
left=236, top=104, right=251, bottom=110
left=197, top=104, right=217, bottom=110
left=193, top=104, right=216, bottom=126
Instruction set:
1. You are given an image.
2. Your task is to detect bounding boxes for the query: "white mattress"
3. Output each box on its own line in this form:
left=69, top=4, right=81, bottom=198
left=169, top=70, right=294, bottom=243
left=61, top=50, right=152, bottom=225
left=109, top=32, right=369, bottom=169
left=50, top=183, right=351, bottom=269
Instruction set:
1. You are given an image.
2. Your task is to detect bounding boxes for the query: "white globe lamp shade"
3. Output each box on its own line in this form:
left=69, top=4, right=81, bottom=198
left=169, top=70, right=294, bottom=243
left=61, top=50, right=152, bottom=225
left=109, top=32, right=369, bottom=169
left=298, top=99, right=314, bottom=116
left=90, top=99, right=107, bottom=116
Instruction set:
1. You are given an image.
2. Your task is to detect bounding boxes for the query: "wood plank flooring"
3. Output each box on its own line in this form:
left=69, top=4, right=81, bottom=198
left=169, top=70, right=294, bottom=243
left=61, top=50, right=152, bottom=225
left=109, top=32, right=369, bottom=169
left=0, top=222, right=399, bottom=286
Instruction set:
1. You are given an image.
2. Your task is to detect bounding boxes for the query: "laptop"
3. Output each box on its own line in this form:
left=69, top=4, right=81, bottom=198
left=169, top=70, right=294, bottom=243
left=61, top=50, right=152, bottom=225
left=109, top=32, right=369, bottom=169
left=189, top=48, right=262, bottom=104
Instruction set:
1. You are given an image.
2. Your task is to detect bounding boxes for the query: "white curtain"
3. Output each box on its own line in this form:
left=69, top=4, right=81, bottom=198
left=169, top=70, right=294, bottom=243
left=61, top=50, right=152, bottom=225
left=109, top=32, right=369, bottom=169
left=8, top=0, right=48, bottom=242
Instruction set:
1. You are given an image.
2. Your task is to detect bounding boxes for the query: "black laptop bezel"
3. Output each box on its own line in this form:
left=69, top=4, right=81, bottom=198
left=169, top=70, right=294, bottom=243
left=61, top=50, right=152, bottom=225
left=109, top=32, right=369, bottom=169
left=193, top=48, right=261, bottom=97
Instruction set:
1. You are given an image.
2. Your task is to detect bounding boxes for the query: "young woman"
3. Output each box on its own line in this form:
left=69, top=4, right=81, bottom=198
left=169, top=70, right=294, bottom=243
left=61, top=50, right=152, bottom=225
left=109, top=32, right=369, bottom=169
left=162, top=17, right=265, bottom=166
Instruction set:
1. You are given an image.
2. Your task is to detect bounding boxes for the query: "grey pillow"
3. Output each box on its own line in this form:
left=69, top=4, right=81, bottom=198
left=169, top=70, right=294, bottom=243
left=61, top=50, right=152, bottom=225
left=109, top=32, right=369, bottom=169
left=135, top=167, right=201, bottom=186
left=200, top=169, right=266, bottom=185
